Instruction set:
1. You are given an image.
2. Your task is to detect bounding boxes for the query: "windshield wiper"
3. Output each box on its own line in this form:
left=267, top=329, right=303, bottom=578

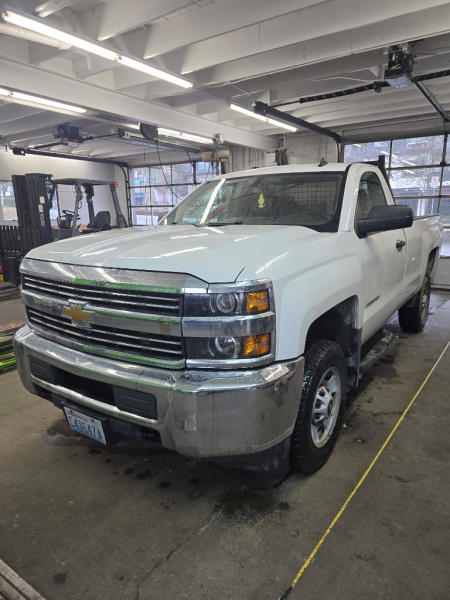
left=170, top=221, right=201, bottom=226
left=201, top=220, right=244, bottom=227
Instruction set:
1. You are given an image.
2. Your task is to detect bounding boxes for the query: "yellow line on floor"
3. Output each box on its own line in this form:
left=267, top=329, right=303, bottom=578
left=279, top=340, right=450, bottom=600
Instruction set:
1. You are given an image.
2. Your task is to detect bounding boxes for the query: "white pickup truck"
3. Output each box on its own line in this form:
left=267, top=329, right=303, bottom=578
left=14, top=161, right=442, bottom=473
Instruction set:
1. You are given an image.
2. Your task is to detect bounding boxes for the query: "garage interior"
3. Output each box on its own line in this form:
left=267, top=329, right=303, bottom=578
left=0, top=1, right=449, bottom=599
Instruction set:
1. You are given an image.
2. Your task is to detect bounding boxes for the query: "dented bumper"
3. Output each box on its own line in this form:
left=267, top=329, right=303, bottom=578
left=14, top=325, right=304, bottom=457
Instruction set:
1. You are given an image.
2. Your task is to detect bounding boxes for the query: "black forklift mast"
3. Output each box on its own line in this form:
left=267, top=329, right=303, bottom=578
left=0, top=173, right=53, bottom=285
left=83, top=183, right=96, bottom=226
left=11, top=173, right=53, bottom=248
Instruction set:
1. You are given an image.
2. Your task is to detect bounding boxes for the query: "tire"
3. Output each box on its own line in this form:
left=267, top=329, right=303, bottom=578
left=398, top=275, right=431, bottom=333
left=291, top=340, right=347, bottom=474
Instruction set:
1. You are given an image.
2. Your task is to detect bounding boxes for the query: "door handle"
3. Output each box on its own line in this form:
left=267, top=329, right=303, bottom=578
left=396, top=239, right=406, bottom=249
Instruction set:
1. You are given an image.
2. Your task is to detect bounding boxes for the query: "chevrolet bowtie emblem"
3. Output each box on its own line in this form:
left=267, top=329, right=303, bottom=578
left=63, top=303, right=93, bottom=324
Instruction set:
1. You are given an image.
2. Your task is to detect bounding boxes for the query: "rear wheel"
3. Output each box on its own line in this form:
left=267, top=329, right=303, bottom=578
left=291, top=340, right=347, bottom=473
left=398, top=275, right=431, bottom=333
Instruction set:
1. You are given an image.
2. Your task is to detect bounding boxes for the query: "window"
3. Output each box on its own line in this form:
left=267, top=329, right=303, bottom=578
left=391, top=136, right=444, bottom=167
left=166, top=172, right=344, bottom=232
left=390, top=168, right=442, bottom=198
left=344, top=135, right=450, bottom=225
left=344, top=141, right=390, bottom=164
left=0, top=181, right=17, bottom=222
left=128, top=161, right=220, bottom=226
left=356, top=172, right=387, bottom=220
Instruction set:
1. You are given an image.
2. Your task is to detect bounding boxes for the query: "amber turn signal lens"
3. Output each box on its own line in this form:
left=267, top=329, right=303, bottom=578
left=245, top=290, right=269, bottom=314
left=243, top=333, right=270, bottom=357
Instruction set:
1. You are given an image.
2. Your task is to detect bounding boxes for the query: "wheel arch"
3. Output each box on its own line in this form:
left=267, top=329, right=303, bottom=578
left=427, top=246, right=439, bottom=277
left=304, top=296, right=360, bottom=389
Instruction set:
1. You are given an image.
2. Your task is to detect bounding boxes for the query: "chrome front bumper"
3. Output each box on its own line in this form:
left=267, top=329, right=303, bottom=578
left=14, top=326, right=304, bottom=457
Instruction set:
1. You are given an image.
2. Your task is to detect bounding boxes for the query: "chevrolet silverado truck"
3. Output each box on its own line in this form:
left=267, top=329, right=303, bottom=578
left=14, top=161, right=442, bottom=473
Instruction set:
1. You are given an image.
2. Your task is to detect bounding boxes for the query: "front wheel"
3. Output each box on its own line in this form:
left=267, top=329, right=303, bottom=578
left=291, top=340, right=347, bottom=474
left=398, top=275, right=431, bottom=333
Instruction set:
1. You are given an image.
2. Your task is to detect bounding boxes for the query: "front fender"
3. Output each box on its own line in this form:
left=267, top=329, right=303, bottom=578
left=239, top=233, right=362, bottom=360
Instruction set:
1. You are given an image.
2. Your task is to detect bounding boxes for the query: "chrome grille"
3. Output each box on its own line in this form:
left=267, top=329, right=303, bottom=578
left=22, top=275, right=182, bottom=316
left=27, top=307, right=184, bottom=364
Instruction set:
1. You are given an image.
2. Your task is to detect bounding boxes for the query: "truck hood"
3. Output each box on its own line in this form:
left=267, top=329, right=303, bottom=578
left=27, top=224, right=329, bottom=283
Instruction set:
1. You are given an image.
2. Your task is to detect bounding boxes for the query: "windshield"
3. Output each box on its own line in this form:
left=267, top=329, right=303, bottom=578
left=164, top=172, right=344, bottom=231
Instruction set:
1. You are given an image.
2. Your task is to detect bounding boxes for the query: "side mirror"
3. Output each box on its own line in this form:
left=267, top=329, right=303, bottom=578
left=356, top=204, right=413, bottom=237
left=157, top=211, right=169, bottom=223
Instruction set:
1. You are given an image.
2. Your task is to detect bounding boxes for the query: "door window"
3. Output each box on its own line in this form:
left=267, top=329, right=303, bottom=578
left=356, top=171, right=388, bottom=221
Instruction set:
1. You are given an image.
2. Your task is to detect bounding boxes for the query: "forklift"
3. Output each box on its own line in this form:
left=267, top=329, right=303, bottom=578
left=50, top=178, right=128, bottom=239
left=0, top=173, right=128, bottom=286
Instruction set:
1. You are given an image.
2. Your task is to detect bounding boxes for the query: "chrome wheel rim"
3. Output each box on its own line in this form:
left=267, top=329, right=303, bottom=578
left=311, top=367, right=342, bottom=448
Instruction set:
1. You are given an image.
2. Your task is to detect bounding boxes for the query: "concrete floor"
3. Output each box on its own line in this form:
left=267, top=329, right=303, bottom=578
left=0, top=298, right=25, bottom=327
left=0, top=293, right=449, bottom=600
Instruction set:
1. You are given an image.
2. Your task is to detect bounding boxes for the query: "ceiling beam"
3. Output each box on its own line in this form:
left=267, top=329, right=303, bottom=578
left=34, top=0, right=80, bottom=18
left=0, top=56, right=276, bottom=151
left=94, top=0, right=196, bottom=41
left=266, top=53, right=450, bottom=106
left=318, top=105, right=439, bottom=128
left=306, top=98, right=434, bottom=124
left=189, top=2, right=450, bottom=86
left=156, top=90, right=218, bottom=110
left=164, top=0, right=450, bottom=76
left=143, top=0, right=322, bottom=58
left=342, top=116, right=450, bottom=141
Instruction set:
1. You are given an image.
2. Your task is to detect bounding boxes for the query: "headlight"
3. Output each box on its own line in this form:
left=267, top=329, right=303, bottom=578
left=213, top=292, right=242, bottom=315
left=184, top=289, right=270, bottom=316
left=211, top=336, right=241, bottom=358
left=183, top=280, right=274, bottom=367
left=185, top=333, right=271, bottom=360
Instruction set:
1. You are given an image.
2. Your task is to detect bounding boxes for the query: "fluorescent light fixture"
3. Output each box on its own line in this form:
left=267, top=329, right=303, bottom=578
left=2, top=10, right=193, bottom=89
left=0, top=87, right=86, bottom=115
left=124, top=123, right=141, bottom=131
left=120, top=124, right=212, bottom=145
left=230, top=104, right=297, bottom=132
left=116, top=56, right=192, bottom=89
left=13, top=91, right=86, bottom=113
left=3, top=11, right=118, bottom=60
left=158, top=127, right=213, bottom=145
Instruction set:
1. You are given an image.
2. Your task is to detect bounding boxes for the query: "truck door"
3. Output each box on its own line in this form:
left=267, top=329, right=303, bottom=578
left=355, top=170, right=407, bottom=343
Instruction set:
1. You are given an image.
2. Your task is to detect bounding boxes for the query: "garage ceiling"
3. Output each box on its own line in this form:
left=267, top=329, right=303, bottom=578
left=2, top=0, right=450, bottom=163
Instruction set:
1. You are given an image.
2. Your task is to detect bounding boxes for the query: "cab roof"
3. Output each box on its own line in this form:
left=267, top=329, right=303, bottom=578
left=216, top=163, right=352, bottom=180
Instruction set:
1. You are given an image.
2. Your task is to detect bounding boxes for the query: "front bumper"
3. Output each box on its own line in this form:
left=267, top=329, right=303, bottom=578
left=14, top=326, right=304, bottom=457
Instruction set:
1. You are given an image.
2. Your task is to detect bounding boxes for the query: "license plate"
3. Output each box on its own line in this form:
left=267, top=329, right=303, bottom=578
left=64, top=407, right=107, bottom=445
